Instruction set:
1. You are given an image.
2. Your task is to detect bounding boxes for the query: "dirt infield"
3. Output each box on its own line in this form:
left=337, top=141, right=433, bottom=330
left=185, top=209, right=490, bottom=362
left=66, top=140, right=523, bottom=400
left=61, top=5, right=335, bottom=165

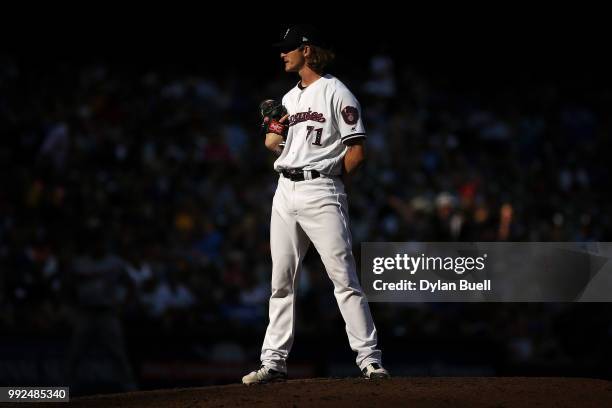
left=45, top=377, right=612, bottom=407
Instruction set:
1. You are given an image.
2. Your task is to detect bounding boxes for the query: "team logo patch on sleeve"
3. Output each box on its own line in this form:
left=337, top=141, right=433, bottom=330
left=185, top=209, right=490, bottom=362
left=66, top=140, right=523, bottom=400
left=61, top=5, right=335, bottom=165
left=341, top=106, right=359, bottom=125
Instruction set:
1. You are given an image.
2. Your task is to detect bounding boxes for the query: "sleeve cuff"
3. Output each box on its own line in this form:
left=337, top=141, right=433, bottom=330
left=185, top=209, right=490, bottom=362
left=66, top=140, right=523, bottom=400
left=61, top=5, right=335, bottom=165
left=341, top=133, right=367, bottom=144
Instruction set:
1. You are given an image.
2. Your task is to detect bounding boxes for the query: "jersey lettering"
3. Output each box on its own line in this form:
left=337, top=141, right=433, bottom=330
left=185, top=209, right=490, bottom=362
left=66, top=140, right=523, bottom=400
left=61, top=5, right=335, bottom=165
left=288, top=108, right=326, bottom=126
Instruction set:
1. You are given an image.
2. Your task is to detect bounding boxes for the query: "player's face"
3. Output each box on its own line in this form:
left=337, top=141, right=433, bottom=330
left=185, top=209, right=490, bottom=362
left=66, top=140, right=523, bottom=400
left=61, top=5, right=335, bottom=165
left=280, top=47, right=306, bottom=72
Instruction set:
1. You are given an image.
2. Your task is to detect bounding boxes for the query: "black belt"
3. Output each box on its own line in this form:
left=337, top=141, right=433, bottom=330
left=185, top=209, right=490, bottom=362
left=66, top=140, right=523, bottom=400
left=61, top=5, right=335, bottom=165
left=281, top=169, right=320, bottom=181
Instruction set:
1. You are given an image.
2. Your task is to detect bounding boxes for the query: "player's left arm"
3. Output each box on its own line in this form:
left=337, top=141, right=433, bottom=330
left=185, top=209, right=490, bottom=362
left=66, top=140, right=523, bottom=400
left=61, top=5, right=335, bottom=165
left=343, top=139, right=366, bottom=176
left=335, top=88, right=367, bottom=180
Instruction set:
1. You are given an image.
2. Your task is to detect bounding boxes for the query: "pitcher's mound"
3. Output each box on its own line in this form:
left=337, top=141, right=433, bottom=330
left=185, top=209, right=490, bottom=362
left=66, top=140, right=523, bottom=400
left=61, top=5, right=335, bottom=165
left=69, top=377, right=612, bottom=407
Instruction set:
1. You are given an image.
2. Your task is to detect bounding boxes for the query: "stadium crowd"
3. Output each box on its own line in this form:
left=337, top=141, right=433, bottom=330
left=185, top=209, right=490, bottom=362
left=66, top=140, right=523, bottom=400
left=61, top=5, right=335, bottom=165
left=1, top=52, right=610, bottom=388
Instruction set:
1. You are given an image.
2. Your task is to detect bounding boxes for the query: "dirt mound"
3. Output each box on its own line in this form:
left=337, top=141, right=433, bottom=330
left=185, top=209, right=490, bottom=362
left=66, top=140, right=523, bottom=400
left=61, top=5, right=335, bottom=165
left=51, top=377, right=612, bottom=407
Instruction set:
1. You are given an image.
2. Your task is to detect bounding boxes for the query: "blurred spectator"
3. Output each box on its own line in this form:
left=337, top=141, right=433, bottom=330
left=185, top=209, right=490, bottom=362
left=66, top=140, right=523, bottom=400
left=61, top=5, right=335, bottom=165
left=66, top=224, right=137, bottom=392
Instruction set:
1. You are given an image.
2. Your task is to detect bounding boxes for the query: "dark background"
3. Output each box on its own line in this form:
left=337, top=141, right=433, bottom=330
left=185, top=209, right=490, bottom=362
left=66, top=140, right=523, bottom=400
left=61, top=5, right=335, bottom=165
left=1, top=25, right=611, bottom=395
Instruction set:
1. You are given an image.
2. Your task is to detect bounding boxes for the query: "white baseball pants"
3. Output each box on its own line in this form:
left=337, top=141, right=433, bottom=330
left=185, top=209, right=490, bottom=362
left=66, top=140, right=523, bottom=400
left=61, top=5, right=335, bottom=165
left=260, top=174, right=382, bottom=373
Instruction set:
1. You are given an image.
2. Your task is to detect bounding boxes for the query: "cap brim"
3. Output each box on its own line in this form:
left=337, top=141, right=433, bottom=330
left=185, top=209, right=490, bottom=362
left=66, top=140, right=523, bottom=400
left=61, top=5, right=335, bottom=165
left=272, top=40, right=302, bottom=51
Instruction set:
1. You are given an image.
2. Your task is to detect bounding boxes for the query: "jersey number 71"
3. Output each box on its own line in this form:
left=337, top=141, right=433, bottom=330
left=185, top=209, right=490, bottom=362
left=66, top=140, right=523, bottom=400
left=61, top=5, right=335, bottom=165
left=306, top=126, right=323, bottom=146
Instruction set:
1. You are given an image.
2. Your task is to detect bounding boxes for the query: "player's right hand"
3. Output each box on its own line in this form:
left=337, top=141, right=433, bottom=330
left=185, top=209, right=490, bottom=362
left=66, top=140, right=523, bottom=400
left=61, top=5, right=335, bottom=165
left=266, top=116, right=288, bottom=137
left=260, top=99, right=289, bottom=138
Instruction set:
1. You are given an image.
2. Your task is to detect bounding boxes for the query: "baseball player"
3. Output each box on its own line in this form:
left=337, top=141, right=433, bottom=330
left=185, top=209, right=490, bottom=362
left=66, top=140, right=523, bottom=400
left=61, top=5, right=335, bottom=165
left=242, top=25, right=389, bottom=385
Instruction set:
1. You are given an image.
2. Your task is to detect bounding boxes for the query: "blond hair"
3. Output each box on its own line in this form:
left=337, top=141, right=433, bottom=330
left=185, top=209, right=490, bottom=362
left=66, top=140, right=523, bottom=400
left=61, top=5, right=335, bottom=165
left=304, top=45, right=335, bottom=74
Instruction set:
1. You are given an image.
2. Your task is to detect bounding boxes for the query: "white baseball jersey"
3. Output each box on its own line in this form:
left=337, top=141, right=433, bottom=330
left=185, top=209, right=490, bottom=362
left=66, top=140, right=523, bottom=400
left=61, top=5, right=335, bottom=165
left=274, top=74, right=366, bottom=176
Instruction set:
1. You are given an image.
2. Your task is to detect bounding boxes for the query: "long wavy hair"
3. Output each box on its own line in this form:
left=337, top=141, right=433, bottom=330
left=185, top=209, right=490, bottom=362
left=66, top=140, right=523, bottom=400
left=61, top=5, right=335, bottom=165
left=303, top=45, right=335, bottom=74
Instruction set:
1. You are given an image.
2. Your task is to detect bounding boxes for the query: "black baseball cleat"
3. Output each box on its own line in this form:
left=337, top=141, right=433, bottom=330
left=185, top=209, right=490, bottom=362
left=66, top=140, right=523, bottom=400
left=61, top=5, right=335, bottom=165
left=242, top=365, right=287, bottom=385
left=362, top=363, right=390, bottom=379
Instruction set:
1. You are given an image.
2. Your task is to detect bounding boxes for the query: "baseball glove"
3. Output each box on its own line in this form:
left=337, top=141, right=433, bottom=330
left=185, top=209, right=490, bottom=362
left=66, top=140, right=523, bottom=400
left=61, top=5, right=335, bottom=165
left=259, top=99, right=288, bottom=137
